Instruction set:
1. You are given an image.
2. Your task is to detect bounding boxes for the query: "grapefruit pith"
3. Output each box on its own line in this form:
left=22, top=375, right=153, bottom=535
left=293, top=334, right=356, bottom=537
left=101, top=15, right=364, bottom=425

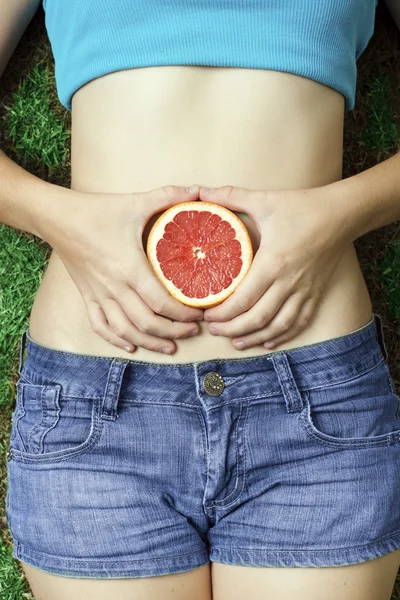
left=146, top=201, right=254, bottom=308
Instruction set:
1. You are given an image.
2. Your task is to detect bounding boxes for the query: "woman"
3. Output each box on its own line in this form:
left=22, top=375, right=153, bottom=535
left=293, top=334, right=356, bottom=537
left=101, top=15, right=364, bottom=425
left=2, top=0, right=400, bottom=598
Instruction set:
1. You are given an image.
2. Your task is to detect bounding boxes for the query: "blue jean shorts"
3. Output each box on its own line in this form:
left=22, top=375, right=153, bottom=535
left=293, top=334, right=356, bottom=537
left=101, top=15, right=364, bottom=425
left=5, top=313, right=400, bottom=578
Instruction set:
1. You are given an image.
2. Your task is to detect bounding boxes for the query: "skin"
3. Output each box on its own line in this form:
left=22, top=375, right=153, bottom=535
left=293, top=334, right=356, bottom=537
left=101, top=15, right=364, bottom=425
left=29, top=66, right=373, bottom=362
left=17, top=25, right=400, bottom=600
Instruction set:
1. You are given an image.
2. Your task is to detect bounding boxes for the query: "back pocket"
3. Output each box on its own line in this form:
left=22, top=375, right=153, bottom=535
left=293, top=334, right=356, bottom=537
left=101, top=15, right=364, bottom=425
left=298, top=359, right=400, bottom=449
left=9, top=381, right=104, bottom=463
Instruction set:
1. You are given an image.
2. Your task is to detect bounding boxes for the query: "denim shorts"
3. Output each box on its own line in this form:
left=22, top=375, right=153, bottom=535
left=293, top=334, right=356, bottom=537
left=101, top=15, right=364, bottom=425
left=5, top=312, right=400, bottom=578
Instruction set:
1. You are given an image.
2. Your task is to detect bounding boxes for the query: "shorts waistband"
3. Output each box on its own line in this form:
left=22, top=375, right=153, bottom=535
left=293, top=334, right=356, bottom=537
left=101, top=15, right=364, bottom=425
left=16, top=313, right=388, bottom=403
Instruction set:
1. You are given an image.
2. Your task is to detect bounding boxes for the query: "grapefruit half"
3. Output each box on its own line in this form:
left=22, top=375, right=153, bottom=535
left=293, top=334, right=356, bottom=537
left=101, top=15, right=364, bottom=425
left=146, top=201, right=254, bottom=308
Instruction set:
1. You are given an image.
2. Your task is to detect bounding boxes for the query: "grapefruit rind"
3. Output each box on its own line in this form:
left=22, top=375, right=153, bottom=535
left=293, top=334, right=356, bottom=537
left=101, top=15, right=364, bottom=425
left=146, top=201, right=254, bottom=308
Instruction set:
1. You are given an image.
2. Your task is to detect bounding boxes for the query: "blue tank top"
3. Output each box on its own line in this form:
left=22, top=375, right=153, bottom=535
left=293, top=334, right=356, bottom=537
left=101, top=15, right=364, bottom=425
left=42, top=0, right=378, bottom=112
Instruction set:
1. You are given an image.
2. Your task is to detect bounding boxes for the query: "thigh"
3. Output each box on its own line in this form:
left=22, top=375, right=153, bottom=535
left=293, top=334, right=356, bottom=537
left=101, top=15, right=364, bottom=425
left=21, top=561, right=212, bottom=600
left=211, top=550, right=400, bottom=600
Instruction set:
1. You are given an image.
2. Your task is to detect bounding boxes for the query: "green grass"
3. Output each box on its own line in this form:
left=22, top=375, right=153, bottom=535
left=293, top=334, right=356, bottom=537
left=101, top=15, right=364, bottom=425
left=0, top=226, right=46, bottom=407
left=1, top=5, right=400, bottom=599
left=0, top=542, right=33, bottom=600
left=381, top=241, right=400, bottom=324
left=361, top=72, right=399, bottom=155
left=7, top=63, right=70, bottom=169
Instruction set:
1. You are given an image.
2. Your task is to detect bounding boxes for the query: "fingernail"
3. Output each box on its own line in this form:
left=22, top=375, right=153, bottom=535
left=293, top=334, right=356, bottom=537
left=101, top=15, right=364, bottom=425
left=209, top=327, right=218, bottom=335
left=235, top=342, right=246, bottom=350
left=124, top=345, right=133, bottom=353
left=160, top=347, right=172, bottom=354
left=190, top=329, right=198, bottom=336
left=264, top=341, right=276, bottom=348
left=186, top=185, right=197, bottom=193
left=203, top=187, right=213, bottom=194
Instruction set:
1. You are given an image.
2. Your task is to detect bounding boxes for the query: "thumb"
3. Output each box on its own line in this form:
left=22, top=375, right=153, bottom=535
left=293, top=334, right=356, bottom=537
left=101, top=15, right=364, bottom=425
left=140, top=183, right=200, bottom=214
left=198, top=185, right=258, bottom=214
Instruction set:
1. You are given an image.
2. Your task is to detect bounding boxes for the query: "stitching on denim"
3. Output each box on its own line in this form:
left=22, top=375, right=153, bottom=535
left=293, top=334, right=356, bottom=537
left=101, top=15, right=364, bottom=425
left=381, top=361, right=398, bottom=396
left=193, top=362, right=215, bottom=511
left=17, top=373, right=31, bottom=385
left=211, top=402, right=244, bottom=507
left=101, top=360, right=127, bottom=419
left=210, top=529, right=400, bottom=552
left=281, top=354, right=303, bottom=411
left=13, top=385, right=27, bottom=452
left=24, top=315, right=375, bottom=368
left=199, top=392, right=283, bottom=411
left=302, top=357, right=385, bottom=391
left=13, top=540, right=209, bottom=564
left=30, top=386, right=62, bottom=453
left=299, top=397, right=397, bottom=449
left=16, top=358, right=387, bottom=406
left=27, top=385, right=61, bottom=453
left=374, top=313, right=389, bottom=361
left=10, top=397, right=104, bottom=463
left=27, top=386, right=48, bottom=453
left=213, top=399, right=250, bottom=511
left=195, top=406, right=211, bottom=510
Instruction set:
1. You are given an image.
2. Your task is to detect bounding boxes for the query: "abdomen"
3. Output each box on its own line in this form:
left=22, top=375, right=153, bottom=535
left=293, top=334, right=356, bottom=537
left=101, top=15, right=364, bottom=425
left=29, top=65, right=372, bottom=362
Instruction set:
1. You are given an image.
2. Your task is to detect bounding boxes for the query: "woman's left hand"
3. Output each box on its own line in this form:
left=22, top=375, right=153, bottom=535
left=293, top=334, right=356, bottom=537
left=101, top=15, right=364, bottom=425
left=198, top=183, right=353, bottom=350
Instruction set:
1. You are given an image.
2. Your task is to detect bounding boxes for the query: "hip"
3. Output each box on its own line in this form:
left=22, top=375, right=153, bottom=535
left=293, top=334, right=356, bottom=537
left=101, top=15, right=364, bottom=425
left=7, top=313, right=400, bottom=576
left=28, top=242, right=373, bottom=363
left=31, top=63, right=367, bottom=363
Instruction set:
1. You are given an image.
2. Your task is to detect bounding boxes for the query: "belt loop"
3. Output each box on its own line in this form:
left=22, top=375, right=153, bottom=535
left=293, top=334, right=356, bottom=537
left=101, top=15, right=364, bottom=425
left=100, top=358, right=129, bottom=421
left=18, top=329, right=28, bottom=375
left=269, top=352, right=304, bottom=413
left=374, top=312, right=388, bottom=361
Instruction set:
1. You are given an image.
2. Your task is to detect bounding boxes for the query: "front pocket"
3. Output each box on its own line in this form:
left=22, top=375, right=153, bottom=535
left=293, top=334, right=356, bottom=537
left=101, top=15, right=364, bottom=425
left=298, top=359, right=400, bottom=449
left=9, top=382, right=104, bottom=463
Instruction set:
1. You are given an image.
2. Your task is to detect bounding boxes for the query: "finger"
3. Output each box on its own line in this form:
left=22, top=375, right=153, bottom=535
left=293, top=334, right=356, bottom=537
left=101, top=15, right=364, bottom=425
left=228, top=293, right=303, bottom=349
left=135, top=182, right=204, bottom=323
left=262, top=297, right=317, bottom=349
left=208, top=280, right=289, bottom=338
left=115, top=287, right=200, bottom=340
left=131, top=254, right=204, bottom=323
left=251, top=292, right=304, bottom=341
left=102, top=297, right=182, bottom=355
left=137, top=184, right=200, bottom=224
left=86, top=300, right=137, bottom=353
left=203, top=247, right=276, bottom=323
left=198, top=185, right=267, bottom=221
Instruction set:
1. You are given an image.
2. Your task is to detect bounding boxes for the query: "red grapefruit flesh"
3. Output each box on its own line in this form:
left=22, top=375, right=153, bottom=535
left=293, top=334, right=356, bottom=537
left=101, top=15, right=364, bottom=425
left=146, top=201, right=254, bottom=308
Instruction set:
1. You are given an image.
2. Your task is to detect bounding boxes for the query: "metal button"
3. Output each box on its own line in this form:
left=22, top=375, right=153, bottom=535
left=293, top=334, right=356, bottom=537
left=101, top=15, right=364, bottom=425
left=203, top=371, right=225, bottom=396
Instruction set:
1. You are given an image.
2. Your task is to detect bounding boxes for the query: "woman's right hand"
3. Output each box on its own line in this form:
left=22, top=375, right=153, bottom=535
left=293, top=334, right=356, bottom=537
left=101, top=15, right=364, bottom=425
left=37, top=184, right=204, bottom=355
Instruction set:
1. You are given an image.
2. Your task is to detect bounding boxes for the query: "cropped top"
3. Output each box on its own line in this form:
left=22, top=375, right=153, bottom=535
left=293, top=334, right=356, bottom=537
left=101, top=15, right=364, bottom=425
left=42, top=0, right=378, bottom=113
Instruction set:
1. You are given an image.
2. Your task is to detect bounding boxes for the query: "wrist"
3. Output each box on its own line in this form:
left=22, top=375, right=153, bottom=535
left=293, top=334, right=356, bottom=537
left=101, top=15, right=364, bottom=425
left=30, top=183, right=76, bottom=242
left=322, top=153, right=400, bottom=242
left=318, top=178, right=368, bottom=245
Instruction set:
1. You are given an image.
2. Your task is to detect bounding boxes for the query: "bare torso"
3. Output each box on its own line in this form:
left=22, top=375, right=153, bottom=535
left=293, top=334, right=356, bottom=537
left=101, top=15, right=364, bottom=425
left=29, top=66, right=373, bottom=363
